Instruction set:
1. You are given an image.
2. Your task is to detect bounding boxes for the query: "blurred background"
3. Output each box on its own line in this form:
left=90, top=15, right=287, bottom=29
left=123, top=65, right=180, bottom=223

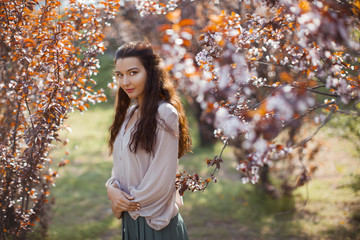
left=33, top=52, right=360, bottom=240
left=27, top=1, right=360, bottom=239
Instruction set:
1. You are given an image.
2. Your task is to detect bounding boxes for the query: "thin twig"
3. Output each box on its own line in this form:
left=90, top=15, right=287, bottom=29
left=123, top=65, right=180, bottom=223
left=310, top=84, right=326, bottom=90
left=281, top=100, right=336, bottom=131
left=251, top=85, right=286, bottom=109
left=212, top=139, right=228, bottom=176
left=11, top=102, right=22, bottom=155
left=336, top=109, right=360, bottom=117
left=293, top=106, right=336, bottom=148
left=25, top=98, right=35, bottom=129
left=305, top=88, right=339, bottom=98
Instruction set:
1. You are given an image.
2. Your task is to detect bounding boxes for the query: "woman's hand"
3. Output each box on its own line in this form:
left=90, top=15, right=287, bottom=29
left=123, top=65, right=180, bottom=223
left=107, top=184, right=141, bottom=218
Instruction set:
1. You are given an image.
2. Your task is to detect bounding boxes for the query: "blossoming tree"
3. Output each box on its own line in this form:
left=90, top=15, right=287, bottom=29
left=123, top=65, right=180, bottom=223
left=1, top=0, right=360, bottom=237
left=0, top=0, right=120, bottom=238
left=110, top=0, right=360, bottom=195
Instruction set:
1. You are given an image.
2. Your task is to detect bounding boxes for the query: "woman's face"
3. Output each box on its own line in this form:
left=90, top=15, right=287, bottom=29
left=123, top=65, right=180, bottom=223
left=115, top=57, right=147, bottom=106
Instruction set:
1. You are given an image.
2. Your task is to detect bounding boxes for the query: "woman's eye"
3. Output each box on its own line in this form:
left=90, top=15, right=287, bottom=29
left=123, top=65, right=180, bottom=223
left=116, top=73, right=123, bottom=78
left=129, top=71, right=137, bottom=76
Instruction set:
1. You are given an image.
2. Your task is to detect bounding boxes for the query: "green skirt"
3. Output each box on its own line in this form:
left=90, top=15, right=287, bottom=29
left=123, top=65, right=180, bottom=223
left=122, top=212, right=189, bottom=240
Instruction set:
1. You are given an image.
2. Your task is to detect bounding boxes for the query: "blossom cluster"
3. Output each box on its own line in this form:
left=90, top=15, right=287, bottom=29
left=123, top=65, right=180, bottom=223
left=109, top=0, right=359, bottom=193
left=134, top=0, right=195, bottom=16
left=188, top=0, right=360, bottom=184
left=152, top=0, right=360, bottom=187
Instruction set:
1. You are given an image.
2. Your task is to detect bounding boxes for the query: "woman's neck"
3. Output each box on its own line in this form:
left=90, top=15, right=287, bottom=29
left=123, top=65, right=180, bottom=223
left=137, top=97, right=143, bottom=110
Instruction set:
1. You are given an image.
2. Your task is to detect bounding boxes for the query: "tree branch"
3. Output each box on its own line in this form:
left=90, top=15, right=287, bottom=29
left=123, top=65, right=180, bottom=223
left=281, top=100, right=336, bottom=130
left=336, top=109, right=360, bottom=117
left=306, top=88, right=339, bottom=98
left=293, top=105, right=336, bottom=148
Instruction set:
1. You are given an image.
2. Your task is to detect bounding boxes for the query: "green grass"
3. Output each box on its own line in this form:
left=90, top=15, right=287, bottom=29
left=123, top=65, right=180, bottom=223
left=46, top=106, right=118, bottom=240
left=39, top=106, right=360, bottom=240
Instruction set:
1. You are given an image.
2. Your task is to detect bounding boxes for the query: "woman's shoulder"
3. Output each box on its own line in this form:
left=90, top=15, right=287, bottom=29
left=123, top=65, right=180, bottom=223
left=126, top=104, right=137, bottom=115
left=157, top=101, right=178, bottom=119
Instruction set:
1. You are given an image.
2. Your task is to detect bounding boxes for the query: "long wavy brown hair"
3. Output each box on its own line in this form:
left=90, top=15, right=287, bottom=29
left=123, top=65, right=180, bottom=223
left=108, top=42, right=191, bottom=158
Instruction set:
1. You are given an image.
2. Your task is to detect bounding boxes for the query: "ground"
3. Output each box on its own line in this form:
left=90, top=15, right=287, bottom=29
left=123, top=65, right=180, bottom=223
left=30, top=106, right=360, bottom=240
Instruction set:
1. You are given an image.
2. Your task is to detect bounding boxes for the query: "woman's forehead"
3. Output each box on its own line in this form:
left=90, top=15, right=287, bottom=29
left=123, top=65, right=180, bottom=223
left=115, top=57, right=143, bottom=72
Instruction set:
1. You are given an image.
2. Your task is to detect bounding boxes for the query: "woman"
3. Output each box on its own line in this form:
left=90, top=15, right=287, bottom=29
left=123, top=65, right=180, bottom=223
left=106, top=42, right=191, bottom=240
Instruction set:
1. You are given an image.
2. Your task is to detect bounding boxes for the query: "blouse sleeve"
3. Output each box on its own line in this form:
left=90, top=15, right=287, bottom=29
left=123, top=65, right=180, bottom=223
left=105, top=168, right=121, bottom=189
left=128, top=104, right=179, bottom=230
left=105, top=168, right=115, bottom=188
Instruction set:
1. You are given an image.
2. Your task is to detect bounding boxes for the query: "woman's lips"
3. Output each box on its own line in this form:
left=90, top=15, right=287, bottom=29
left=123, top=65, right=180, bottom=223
left=126, top=88, right=135, bottom=93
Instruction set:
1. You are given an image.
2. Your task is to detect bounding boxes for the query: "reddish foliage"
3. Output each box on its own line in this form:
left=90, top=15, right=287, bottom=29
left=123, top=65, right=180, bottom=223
left=129, top=0, right=360, bottom=194
left=0, top=0, right=120, bottom=237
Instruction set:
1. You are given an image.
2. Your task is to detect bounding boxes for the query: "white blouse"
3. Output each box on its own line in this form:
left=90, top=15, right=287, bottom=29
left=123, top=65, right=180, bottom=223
left=105, top=101, right=183, bottom=230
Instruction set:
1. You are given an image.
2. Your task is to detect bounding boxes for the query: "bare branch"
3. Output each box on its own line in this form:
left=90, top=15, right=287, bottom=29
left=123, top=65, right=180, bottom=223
left=293, top=106, right=336, bottom=148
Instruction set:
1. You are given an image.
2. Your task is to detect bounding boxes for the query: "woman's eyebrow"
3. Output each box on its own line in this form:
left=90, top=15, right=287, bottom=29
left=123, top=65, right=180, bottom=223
left=115, top=67, right=139, bottom=73
left=115, top=67, right=139, bottom=74
left=127, top=67, right=139, bottom=72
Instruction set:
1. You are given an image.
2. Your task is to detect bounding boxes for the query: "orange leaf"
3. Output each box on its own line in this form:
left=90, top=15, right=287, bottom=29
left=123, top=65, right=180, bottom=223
left=158, top=24, right=172, bottom=32
left=172, top=24, right=181, bottom=33
left=166, top=9, right=181, bottom=23
left=298, top=0, right=311, bottom=12
left=179, top=19, right=195, bottom=26
left=279, top=72, right=293, bottom=82
left=203, top=25, right=219, bottom=32
left=209, top=14, right=223, bottom=25
left=23, top=38, right=35, bottom=45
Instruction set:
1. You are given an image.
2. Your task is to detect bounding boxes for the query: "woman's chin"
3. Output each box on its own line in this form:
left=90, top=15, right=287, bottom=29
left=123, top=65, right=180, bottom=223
left=126, top=93, right=137, bottom=99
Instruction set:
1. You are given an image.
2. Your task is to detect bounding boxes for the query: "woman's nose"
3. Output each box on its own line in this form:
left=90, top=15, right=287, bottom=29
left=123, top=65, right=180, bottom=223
left=122, top=76, right=130, bottom=86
